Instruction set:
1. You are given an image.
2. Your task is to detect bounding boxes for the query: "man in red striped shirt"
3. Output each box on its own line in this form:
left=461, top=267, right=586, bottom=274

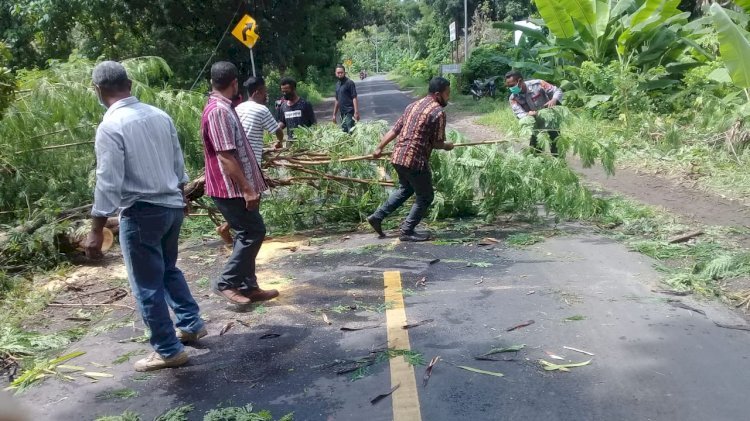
left=201, top=61, right=279, bottom=305
left=368, top=77, right=454, bottom=242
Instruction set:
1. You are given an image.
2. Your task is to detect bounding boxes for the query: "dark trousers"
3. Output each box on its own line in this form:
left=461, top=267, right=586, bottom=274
left=340, top=111, right=356, bottom=133
left=120, top=202, right=203, bottom=358
left=530, top=131, right=560, bottom=155
left=370, top=164, right=434, bottom=234
left=212, top=197, right=266, bottom=293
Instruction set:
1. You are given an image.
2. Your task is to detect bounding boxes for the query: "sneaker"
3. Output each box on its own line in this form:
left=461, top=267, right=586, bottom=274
left=242, top=288, right=280, bottom=302
left=367, top=216, right=386, bottom=238
left=176, top=327, right=208, bottom=343
left=399, top=232, right=431, bottom=242
left=134, top=350, right=188, bottom=372
left=212, top=287, right=252, bottom=304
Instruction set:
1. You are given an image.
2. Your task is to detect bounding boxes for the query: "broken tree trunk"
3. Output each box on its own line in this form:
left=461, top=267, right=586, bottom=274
left=57, top=227, right=115, bottom=254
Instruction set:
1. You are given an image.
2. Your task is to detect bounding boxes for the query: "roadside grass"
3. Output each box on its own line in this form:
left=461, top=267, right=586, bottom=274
left=94, top=403, right=293, bottom=421
left=506, top=233, right=545, bottom=247
left=596, top=196, right=750, bottom=295
left=478, top=103, right=750, bottom=204
left=470, top=101, right=750, bottom=297
left=96, top=388, right=139, bottom=401
left=179, top=216, right=217, bottom=241
left=387, top=73, right=428, bottom=97
left=449, top=95, right=503, bottom=115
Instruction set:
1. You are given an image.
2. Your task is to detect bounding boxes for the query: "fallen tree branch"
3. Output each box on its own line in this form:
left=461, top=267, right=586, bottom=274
left=15, top=140, right=95, bottom=154
left=668, top=231, right=704, bottom=244
left=76, top=286, right=127, bottom=298
left=47, top=302, right=135, bottom=311
left=290, top=166, right=395, bottom=187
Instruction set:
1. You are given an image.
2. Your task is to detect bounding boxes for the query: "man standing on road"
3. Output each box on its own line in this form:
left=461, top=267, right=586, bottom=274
left=366, top=77, right=454, bottom=242
left=277, top=77, right=316, bottom=140
left=201, top=62, right=279, bottom=306
left=505, top=70, right=564, bottom=155
left=85, top=61, right=205, bottom=372
left=332, top=65, right=360, bottom=133
left=235, top=76, right=285, bottom=156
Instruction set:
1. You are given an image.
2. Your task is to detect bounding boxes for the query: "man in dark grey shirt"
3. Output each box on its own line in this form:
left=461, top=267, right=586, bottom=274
left=277, top=77, right=316, bottom=140
left=332, top=64, right=360, bottom=133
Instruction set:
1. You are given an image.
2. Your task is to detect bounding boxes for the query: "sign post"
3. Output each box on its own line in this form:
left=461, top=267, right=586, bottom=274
left=440, top=64, right=462, bottom=75
left=231, top=14, right=260, bottom=77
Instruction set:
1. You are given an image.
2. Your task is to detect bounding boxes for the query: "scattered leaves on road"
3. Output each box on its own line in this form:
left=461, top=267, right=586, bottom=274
left=506, top=320, right=535, bottom=331
left=423, top=356, right=440, bottom=387
left=539, top=359, right=592, bottom=372
left=456, top=365, right=504, bottom=377
left=219, top=321, right=235, bottom=336
left=402, top=319, right=434, bottom=329
left=370, top=383, right=400, bottom=405
left=563, top=346, right=595, bottom=356
left=545, top=351, right=566, bottom=360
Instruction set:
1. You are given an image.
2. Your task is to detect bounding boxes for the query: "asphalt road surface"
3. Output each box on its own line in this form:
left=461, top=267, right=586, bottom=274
left=15, top=77, right=750, bottom=421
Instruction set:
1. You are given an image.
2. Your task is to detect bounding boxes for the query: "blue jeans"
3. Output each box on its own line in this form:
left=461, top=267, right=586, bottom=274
left=212, top=197, right=266, bottom=293
left=120, top=202, right=204, bottom=358
left=370, top=164, right=434, bottom=234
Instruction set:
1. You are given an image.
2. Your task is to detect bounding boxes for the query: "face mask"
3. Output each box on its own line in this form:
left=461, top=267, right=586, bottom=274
left=509, top=83, right=522, bottom=95
left=283, top=92, right=293, bottom=100
left=337, top=75, right=346, bottom=81
left=436, top=94, right=448, bottom=107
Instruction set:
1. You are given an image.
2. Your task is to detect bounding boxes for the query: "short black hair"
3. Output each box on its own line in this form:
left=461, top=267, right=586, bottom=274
left=280, top=77, right=297, bottom=89
left=428, top=77, right=450, bottom=94
left=92, top=61, right=130, bottom=92
left=505, top=70, right=523, bottom=80
left=335, top=64, right=346, bottom=72
left=210, top=61, right=238, bottom=90
left=243, top=76, right=266, bottom=96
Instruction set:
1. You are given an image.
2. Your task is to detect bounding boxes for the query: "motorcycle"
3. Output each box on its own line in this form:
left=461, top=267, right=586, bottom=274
left=359, top=70, right=368, bottom=80
left=470, top=77, right=497, bottom=100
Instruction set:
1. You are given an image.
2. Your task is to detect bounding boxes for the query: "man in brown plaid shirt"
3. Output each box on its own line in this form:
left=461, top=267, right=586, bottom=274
left=367, top=77, right=455, bottom=242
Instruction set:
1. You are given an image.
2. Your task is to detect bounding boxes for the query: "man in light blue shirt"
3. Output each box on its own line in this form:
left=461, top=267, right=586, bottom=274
left=84, top=61, right=205, bottom=372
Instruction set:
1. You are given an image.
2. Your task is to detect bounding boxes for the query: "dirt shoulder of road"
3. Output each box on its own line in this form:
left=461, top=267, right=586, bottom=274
left=448, top=113, right=750, bottom=235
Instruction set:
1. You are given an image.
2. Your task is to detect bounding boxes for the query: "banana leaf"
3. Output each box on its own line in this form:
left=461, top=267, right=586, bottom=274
left=710, top=3, right=750, bottom=88
left=534, top=0, right=577, bottom=39
left=493, top=22, right=549, bottom=44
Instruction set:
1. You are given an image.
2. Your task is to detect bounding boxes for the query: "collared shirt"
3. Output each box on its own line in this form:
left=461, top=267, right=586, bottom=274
left=509, top=79, right=564, bottom=119
left=91, top=97, right=188, bottom=218
left=201, top=93, right=268, bottom=199
left=235, top=100, right=280, bottom=164
left=390, top=96, right=446, bottom=171
left=335, top=77, right=358, bottom=114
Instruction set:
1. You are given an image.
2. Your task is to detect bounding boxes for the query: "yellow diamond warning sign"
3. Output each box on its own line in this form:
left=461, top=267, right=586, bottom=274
left=231, top=14, right=259, bottom=49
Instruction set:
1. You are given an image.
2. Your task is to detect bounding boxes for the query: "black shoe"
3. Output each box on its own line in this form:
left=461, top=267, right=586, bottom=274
left=367, top=216, right=386, bottom=238
left=399, top=232, right=430, bottom=242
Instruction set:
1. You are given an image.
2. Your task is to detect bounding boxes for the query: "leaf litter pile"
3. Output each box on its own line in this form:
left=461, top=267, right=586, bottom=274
left=316, top=347, right=425, bottom=381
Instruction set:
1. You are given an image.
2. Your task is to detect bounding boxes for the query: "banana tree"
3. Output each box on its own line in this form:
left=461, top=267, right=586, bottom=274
left=524, top=0, right=707, bottom=69
left=710, top=3, right=750, bottom=90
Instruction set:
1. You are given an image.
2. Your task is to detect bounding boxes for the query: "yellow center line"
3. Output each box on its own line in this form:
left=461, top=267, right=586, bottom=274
left=383, top=270, right=422, bottom=421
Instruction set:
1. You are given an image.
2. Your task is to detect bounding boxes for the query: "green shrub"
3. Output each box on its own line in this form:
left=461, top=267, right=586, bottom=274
left=408, top=59, right=436, bottom=81
left=463, top=44, right=513, bottom=85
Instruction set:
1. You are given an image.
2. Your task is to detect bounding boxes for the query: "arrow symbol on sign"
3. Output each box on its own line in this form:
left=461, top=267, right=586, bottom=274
left=242, top=22, right=255, bottom=42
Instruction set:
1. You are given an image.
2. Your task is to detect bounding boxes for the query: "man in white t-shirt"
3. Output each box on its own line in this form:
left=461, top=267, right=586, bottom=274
left=234, top=76, right=284, bottom=165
